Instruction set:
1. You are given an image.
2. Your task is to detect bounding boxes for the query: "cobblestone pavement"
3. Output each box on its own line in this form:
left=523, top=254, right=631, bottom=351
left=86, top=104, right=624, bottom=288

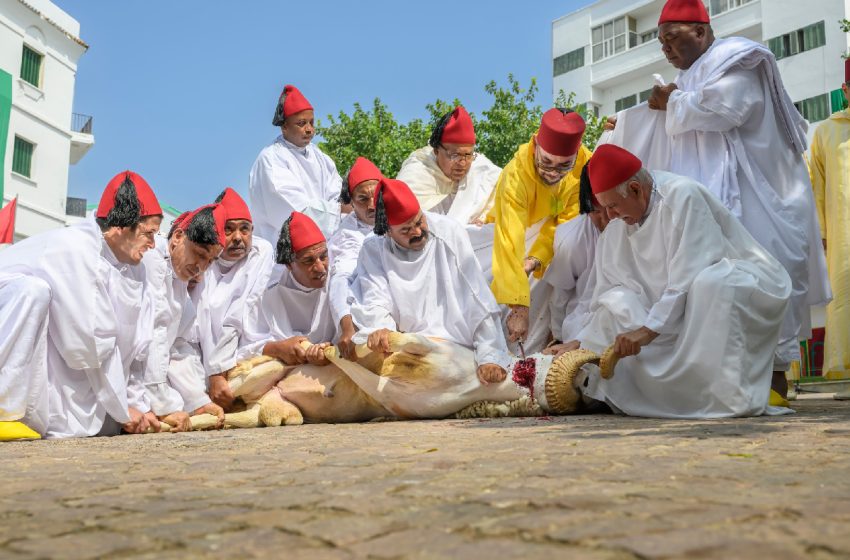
left=3, top=396, right=850, bottom=560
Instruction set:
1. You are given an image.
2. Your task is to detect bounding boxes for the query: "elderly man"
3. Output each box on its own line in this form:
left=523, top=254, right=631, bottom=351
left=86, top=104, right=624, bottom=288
left=397, top=106, right=501, bottom=224
left=543, top=167, right=609, bottom=356
left=250, top=211, right=337, bottom=367
left=810, top=59, right=850, bottom=391
left=140, top=204, right=229, bottom=431
left=574, top=145, right=791, bottom=418
left=249, top=84, right=344, bottom=241
left=484, top=108, right=591, bottom=353
left=608, top=0, right=830, bottom=401
left=0, top=171, right=162, bottom=440
left=351, top=178, right=511, bottom=385
left=329, top=157, right=383, bottom=359
left=196, top=188, right=275, bottom=411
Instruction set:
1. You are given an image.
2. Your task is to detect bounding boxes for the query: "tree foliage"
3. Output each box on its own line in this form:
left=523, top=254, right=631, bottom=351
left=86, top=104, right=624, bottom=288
left=841, top=19, right=850, bottom=59
left=317, top=75, right=606, bottom=177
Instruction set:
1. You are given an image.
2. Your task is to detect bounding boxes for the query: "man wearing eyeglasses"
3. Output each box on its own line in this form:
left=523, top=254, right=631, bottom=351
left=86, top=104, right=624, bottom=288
left=484, top=108, right=591, bottom=354
left=397, top=106, right=501, bottom=225
left=0, top=171, right=164, bottom=440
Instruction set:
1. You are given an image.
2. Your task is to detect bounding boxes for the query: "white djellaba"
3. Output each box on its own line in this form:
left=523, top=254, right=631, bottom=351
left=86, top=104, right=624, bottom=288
left=578, top=171, right=793, bottom=418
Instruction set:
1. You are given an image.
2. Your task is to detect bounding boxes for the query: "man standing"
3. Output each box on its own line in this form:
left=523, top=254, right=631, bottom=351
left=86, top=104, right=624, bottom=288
left=196, top=188, right=275, bottom=411
left=576, top=145, right=791, bottom=418
left=141, top=204, right=228, bottom=430
left=485, top=108, right=591, bottom=352
left=543, top=167, right=609, bottom=356
left=0, top=171, right=162, bottom=439
left=628, top=0, right=830, bottom=399
left=329, top=157, right=383, bottom=359
left=351, top=178, right=511, bottom=385
left=397, top=106, right=501, bottom=224
left=249, top=84, right=344, bottom=241
left=810, top=59, right=850, bottom=390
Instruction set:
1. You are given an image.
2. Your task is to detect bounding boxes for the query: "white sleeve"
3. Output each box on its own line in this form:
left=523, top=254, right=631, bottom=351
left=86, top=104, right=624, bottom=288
left=252, top=155, right=311, bottom=223
left=350, top=243, right=398, bottom=340
left=472, top=312, right=513, bottom=371
left=666, top=68, right=763, bottom=135
left=168, top=339, right=211, bottom=412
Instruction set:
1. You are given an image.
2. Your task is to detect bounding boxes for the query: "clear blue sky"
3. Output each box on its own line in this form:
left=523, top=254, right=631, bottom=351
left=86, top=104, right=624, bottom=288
left=56, top=0, right=588, bottom=211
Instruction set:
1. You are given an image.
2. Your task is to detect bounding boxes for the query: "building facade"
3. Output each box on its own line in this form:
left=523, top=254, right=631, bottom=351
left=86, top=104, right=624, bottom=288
left=0, top=0, right=93, bottom=241
left=552, top=0, right=850, bottom=133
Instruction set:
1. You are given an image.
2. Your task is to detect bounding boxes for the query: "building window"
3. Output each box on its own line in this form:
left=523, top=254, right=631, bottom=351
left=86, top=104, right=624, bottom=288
left=767, top=21, right=826, bottom=61
left=615, top=94, right=638, bottom=112
left=794, top=93, right=829, bottom=123
left=554, top=47, right=585, bottom=76
left=639, top=30, right=658, bottom=44
left=592, top=16, right=637, bottom=62
left=708, top=0, right=754, bottom=16
left=639, top=89, right=653, bottom=103
left=830, top=88, right=848, bottom=112
left=20, top=45, right=43, bottom=88
left=12, top=136, right=35, bottom=178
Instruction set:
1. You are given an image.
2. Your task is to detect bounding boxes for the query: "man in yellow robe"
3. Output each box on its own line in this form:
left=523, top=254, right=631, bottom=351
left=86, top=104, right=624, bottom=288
left=809, top=59, right=850, bottom=393
left=485, top=109, right=591, bottom=352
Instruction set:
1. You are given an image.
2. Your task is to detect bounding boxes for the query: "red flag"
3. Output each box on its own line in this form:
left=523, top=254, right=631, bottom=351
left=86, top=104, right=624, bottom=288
left=0, top=197, right=17, bottom=244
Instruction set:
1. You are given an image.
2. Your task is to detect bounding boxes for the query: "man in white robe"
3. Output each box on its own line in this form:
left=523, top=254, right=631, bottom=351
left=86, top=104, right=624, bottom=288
left=328, top=157, right=383, bottom=359
left=351, top=178, right=511, bottom=384
left=248, top=212, right=338, bottom=368
left=543, top=167, right=609, bottom=354
left=249, top=84, right=344, bottom=241
left=397, top=106, right=501, bottom=224
left=0, top=171, right=163, bottom=439
left=195, top=188, right=274, bottom=411
left=140, top=205, right=228, bottom=430
left=606, top=0, right=830, bottom=400
left=575, top=145, right=791, bottom=418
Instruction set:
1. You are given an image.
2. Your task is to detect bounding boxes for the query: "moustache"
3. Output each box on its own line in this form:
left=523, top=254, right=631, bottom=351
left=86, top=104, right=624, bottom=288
left=409, top=230, right=429, bottom=244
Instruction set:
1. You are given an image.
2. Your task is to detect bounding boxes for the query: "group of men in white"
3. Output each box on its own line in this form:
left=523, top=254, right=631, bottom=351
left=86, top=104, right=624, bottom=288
left=0, top=0, right=838, bottom=440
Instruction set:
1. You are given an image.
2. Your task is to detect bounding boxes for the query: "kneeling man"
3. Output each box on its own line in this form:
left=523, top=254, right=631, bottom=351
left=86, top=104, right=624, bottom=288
left=576, top=145, right=791, bottom=418
left=351, top=178, right=511, bottom=385
left=253, top=211, right=337, bottom=367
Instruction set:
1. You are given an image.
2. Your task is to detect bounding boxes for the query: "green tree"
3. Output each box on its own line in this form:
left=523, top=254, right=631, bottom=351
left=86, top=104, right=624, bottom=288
left=317, top=98, right=430, bottom=178
left=841, top=18, right=849, bottom=59
left=317, top=75, right=606, bottom=177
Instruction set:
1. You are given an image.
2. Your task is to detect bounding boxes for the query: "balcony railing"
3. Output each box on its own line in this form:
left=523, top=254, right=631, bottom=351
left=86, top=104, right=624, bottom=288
left=72, top=112, right=93, bottom=134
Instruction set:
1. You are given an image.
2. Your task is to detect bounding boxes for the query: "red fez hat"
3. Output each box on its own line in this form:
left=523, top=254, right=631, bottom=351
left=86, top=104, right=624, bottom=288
left=347, top=157, right=383, bottom=193
left=536, top=109, right=586, bottom=157
left=171, top=210, right=191, bottom=231
left=440, top=106, right=476, bottom=145
left=375, top=178, right=421, bottom=226
left=272, top=84, right=314, bottom=126
left=181, top=203, right=228, bottom=246
left=845, top=58, right=850, bottom=83
left=96, top=170, right=162, bottom=219
left=288, top=211, right=325, bottom=253
left=219, top=187, right=252, bottom=222
left=588, top=144, right=643, bottom=195
left=658, top=0, right=710, bottom=24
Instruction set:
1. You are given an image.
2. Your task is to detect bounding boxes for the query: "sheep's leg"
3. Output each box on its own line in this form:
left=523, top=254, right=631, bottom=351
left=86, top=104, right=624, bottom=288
left=258, top=387, right=304, bottom=426
left=231, top=359, right=286, bottom=401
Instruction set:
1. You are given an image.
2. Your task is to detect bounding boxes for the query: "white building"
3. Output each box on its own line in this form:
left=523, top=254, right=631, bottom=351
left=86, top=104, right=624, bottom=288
left=552, top=0, right=850, bottom=132
left=0, top=0, right=93, bottom=241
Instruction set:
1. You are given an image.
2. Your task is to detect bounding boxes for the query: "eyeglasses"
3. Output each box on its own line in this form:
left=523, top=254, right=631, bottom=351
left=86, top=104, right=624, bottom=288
left=534, top=146, right=574, bottom=175
left=439, top=145, right=478, bottom=163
